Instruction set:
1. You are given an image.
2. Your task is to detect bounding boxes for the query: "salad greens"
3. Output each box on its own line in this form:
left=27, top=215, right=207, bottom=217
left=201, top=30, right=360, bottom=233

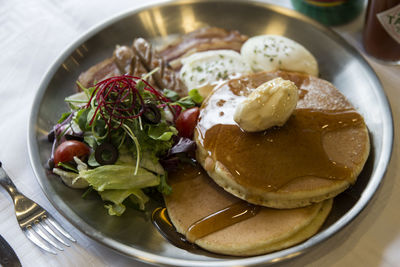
left=50, top=75, right=201, bottom=216
left=101, top=188, right=149, bottom=216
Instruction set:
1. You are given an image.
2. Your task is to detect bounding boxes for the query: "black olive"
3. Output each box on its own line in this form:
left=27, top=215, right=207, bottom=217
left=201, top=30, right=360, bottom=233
left=142, top=103, right=161, bottom=124
left=65, top=134, right=84, bottom=142
left=47, top=130, right=55, bottom=142
left=95, top=143, right=119, bottom=165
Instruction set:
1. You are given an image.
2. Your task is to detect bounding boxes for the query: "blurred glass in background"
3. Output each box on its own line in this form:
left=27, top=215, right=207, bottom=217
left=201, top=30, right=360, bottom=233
left=291, top=0, right=364, bottom=26
left=362, top=0, right=400, bottom=64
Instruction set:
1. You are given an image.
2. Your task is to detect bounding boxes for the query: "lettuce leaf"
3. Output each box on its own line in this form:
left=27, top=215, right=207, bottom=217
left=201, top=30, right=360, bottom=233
left=147, top=123, right=177, bottom=141
left=100, top=188, right=149, bottom=216
left=117, top=151, right=165, bottom=175
left=57, top=112, right=72, bottom=124
left=157, top=174, right=172, bottom=195
left=162, top=89, right=180, bottom=101
left=122, top=119, right=174, bottom=162
left=78, top=165, right=160, bottom=191
left=188, top=89, right=203, bottom=104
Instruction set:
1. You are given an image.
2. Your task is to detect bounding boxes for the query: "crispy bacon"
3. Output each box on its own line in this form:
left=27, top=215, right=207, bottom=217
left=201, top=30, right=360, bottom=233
left=113, top=45, right=159, bottom=89
left=132, top=38, right=186, bottom=96
left=157, top=27, right=248, bottom=70
left=77, top=57, right=120, bottom=88
left=77, top=42, right=186, bottom=95
left=77, top=27, right=247, bottom=94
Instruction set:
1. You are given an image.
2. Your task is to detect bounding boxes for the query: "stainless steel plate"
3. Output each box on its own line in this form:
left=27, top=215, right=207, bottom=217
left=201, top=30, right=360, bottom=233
left=28, top=0, right=393, bottom=266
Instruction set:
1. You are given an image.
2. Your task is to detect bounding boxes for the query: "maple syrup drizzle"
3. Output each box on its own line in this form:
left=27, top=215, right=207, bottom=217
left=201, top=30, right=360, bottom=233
left=199, top=108, right=364, bottom=191
left=186, top=202, right=260, bottom=242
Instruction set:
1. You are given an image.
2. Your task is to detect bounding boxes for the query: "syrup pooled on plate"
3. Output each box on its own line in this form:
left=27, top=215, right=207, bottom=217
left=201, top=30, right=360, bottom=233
left=151, top=207, right=197, bottom=251
left=186, top=201, right=260, bottom=242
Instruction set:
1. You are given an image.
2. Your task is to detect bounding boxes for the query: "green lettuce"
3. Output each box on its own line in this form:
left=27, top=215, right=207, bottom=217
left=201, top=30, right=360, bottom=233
left=78, top=165, right=160, bottom=191
left=157, top=174, right=172, bottom=195
left=121, top=119, right=174, bottom=161
left=116, top=151, right=165, bottom=175
left=147, top=122, right=178, bottom=141
left=188, top=89, right=203, bottom=104
left=100, top=188, right=149, bottom=216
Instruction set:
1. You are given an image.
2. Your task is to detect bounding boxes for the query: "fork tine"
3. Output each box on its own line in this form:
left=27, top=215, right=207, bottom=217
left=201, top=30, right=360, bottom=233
left=32, top=224, right=64, bottom=251
left=25, top=228, right=57, bottom=255
left=42, top=220, right=70, bottom=247
left=47, top=216, right=76, bottom=242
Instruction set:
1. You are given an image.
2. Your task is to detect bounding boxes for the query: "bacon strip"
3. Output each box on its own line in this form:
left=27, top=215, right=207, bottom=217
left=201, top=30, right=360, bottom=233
left=132, top=38, right=186, bottom=96
left=77, top=27, right=247, bottom=94
left=77, top=57, right=120, bottom=88
left=113, top=45, right=159, bottom=89
left=158, top=27, right=248, bottom=70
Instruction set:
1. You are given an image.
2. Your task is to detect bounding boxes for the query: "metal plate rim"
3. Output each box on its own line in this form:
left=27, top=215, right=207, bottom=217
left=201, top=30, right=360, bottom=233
left=27, top=0, right=394, bottom=266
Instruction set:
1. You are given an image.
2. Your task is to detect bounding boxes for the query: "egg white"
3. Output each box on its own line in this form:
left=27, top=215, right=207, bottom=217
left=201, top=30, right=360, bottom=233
left=179, top=50, right=252, bottom=91
left=241, top=35, right=319, bottom=76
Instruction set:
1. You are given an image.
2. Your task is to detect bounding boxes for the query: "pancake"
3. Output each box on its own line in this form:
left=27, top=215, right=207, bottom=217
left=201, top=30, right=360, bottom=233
left=164, top=164, right=333, bottom=256
left=195, top=70, right=370, bottom=209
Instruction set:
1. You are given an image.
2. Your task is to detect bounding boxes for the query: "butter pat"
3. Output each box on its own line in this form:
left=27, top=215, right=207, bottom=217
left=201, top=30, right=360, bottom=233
left=234, top=78, right=298, bottom=132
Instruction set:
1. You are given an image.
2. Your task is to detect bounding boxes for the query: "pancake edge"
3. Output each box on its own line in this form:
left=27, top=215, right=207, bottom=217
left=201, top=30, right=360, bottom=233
left=194, top=199, right=333, bottom=256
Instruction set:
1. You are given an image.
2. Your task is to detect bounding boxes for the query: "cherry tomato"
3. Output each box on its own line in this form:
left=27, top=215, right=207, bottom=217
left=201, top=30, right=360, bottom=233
left=175, top=107, right=200, bottom=138
left=54, top=140, right=90, bottom=165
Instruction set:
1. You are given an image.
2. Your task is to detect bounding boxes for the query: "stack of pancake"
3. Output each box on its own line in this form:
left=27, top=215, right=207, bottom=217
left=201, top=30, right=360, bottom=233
left=161, top=30, right=370, bottom=256
left=164, top=70, right=369, bottom=256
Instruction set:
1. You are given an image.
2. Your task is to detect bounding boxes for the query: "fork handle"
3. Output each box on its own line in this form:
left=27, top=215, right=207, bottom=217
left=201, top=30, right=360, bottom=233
left=0, top=167, right=21, bottom=201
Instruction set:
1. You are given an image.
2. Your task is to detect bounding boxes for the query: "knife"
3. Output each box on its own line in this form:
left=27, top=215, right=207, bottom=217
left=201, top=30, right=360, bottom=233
left=0, top=234, right=21, bottom=267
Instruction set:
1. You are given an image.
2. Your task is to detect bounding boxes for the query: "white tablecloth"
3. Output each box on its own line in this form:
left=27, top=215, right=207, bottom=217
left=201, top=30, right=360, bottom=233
left=0, top=0, right=399, bottom=266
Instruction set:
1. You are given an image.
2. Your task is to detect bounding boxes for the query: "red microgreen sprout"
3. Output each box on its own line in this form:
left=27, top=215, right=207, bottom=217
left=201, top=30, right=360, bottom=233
left=85, top=75, right=175, bottom=132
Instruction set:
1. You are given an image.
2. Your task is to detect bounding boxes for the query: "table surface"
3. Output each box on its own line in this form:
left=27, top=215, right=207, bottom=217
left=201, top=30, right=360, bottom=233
left=0, top=0, right=399, bottom=266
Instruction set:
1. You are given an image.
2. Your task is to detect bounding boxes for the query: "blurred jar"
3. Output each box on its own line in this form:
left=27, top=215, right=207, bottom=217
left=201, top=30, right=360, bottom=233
left=362, top=0, right=400, bottom=64
left=291, top=0, right=364, bottom=26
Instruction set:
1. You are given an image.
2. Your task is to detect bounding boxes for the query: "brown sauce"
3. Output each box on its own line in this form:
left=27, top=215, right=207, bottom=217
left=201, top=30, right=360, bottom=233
left=199, top=108, right=364, bottom=191
left=151, top=207, right=196, bottom=250
left=186, top=202, right=260, bottom=242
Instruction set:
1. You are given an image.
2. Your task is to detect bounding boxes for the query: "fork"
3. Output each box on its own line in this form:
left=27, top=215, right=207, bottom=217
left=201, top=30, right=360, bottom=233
left=0, top=162, right=76, bottom=254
